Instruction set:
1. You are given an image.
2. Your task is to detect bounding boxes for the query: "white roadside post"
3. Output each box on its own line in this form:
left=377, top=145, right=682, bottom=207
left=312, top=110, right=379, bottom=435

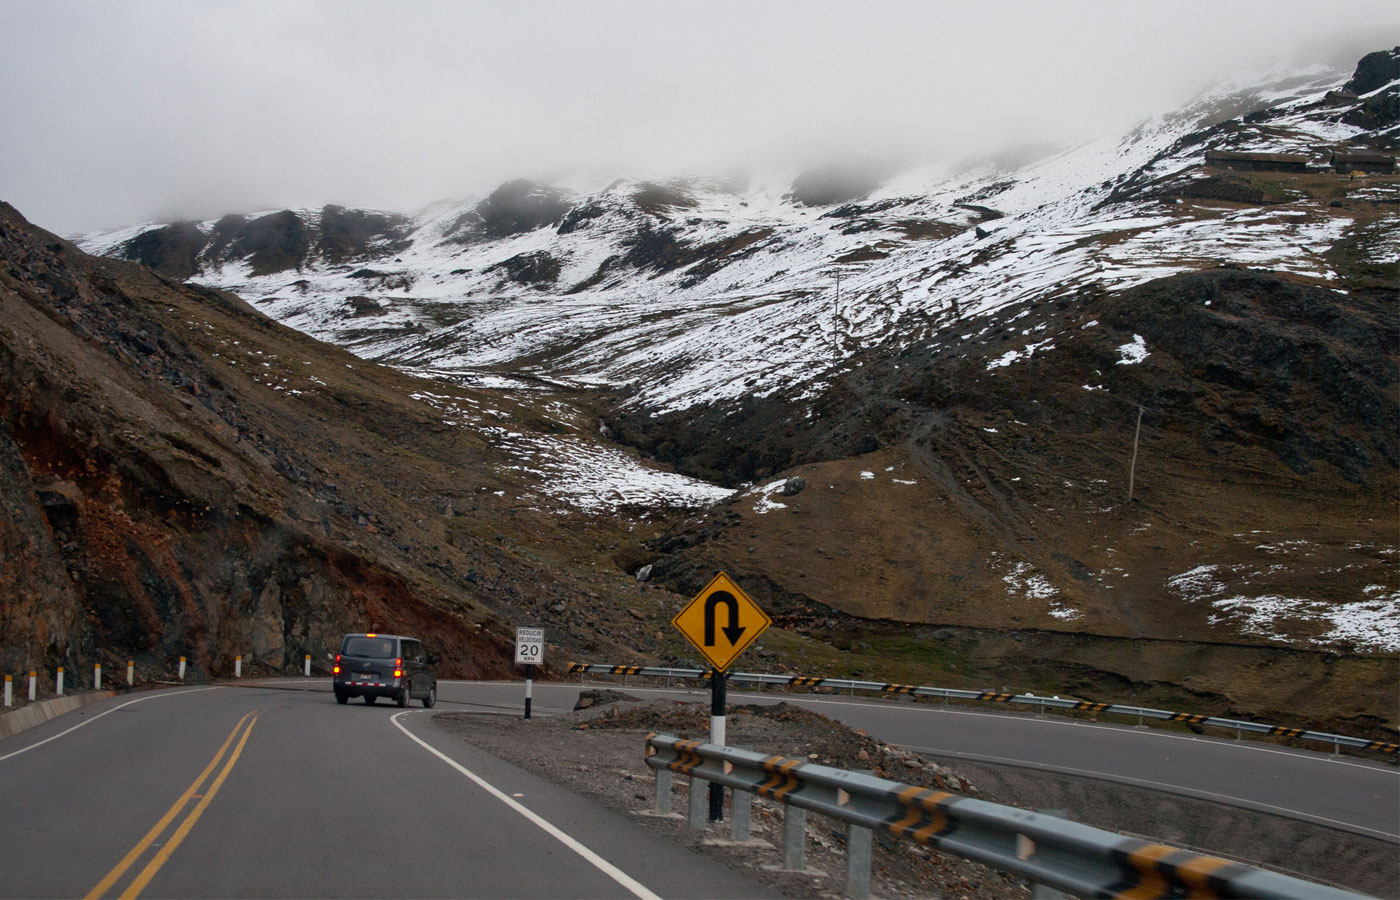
left=235, top=655, right=242, bottom=678
left=28, top=671, right=36, bottom=701
left=56, top=666, right=64, bottom=696
left=3, top=674, right=11, bottom=707
left=127, top=660, right=134, bottom=685
left=514, top=627, right=545, bottom=719
left=178, top=656, right=186, bottom=680
left=304, top=654, right=311, bottom=677
left=94, top=663, right=101, bottom=690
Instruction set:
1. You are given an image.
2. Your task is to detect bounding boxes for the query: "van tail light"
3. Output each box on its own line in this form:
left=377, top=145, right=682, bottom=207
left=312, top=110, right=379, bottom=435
left=394, top=669, right=403, bottom=678
left=335, top=654, right=341, bottom=662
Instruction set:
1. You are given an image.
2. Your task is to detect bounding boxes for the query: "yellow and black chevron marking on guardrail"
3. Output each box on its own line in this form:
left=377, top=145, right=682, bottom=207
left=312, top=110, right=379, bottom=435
left=756, top=756, right=805, bottom=801
left=884, top=786, right=958, bottom=846
left=576, top=662, right=1396, bottom=755
left=667, top=739, right=704, bottom=776
left=1106, top=841, right=1254, bottom=900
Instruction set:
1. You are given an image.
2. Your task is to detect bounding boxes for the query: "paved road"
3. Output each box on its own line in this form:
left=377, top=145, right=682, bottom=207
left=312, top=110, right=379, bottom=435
left=424, top=677, right=1400, bottom=843
left=0, top=685, right=777, bottom=899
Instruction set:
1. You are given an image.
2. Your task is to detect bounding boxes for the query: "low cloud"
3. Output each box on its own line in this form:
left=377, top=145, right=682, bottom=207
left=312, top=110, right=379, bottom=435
left=1, top=0, right=1393, bottom=234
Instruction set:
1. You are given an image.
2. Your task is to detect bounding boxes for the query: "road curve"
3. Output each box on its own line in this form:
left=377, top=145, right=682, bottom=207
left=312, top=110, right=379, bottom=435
left=0, top=685, right=777, bottom=899
left=425, top=677, right=1400, bottom=842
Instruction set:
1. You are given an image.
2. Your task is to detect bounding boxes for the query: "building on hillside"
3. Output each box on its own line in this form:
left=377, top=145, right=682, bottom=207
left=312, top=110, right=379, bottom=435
left=1330, top=151, right=1397, bottom=174
left=1204, top=150, right=1311, bottom=173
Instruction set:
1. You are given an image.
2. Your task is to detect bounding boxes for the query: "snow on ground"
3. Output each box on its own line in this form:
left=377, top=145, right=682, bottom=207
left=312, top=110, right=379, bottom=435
left=1167, top=562, right=1400, bottom=652
left=1208, top=592, right=1400, bottom=653
left=1115, top=334, right=1150, bottom=366
left=748, top=479, right=789, bottom=515
left=501, top=434, right=734, bottom=514
left=75, top=57, right=1372, bottom=420
left=408, top=390, right=733, bottom=515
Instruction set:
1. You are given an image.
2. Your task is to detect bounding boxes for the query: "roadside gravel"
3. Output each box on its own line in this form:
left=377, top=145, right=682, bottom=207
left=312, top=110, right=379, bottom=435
left=433, top=692, right=1030, bottom=900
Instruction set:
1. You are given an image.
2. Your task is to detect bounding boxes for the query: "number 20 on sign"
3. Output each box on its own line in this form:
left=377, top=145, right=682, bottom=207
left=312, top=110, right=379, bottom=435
left=515, top=627, right=545, bottom=664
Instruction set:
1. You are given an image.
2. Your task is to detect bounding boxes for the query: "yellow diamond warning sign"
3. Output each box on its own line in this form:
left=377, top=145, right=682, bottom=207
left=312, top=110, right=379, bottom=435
left=672, top=572, right=771, bottom=671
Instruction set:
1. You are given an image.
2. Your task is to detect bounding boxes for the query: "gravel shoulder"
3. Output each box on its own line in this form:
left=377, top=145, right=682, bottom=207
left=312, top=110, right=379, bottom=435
left=433, top=693, right=1031, bottom=900
left=430, top=690, right=1396, bottom=899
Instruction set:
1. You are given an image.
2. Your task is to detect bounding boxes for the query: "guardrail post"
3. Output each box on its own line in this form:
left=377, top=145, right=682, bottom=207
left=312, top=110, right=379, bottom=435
left=846, top=823, right=872, bottom=899
left=1030, top=809, right=1070, bottom=899
left=127, top=660, right=134, bottom=686
left=94, top=663, right=101, bottom=690
left=783, top=805, right=806, bottom=870
left=654, top=769, right=673, bottom=814
left=731, top=787, right=752, bottom=841
left=3, top=674, right=11, bottom=707
left=56, top=667, right=64, bottom=695
left=688, top=776, right=707, bottom=830
left=28, top=671, right=36, bottom=701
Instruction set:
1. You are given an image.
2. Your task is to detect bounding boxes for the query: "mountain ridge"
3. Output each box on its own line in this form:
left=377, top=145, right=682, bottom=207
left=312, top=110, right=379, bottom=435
left=10, top=48, right=1395, bottom=733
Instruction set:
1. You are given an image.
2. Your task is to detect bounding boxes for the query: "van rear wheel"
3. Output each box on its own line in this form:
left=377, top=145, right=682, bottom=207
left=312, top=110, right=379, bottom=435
left=397, top=685, right=411, bottom=708
left=335, top=691, right=348, bottom=705
left=422, top=685, right=436, bottom=709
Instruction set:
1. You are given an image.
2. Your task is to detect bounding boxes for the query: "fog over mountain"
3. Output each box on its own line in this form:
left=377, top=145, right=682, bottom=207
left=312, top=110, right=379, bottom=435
left=1, top=0, right=1395, bottom=235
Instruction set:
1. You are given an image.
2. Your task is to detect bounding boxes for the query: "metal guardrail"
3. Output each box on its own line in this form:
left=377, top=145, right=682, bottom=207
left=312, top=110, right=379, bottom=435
left=568, top=663, right=1399, bottom=755
left=644, top=733, right=1370, bottom=900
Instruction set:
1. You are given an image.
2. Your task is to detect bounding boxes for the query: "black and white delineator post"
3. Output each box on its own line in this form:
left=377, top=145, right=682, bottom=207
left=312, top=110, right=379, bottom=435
left=709, top=668, right=728, bottom=821
left=515, top=627, right=545, bottom=720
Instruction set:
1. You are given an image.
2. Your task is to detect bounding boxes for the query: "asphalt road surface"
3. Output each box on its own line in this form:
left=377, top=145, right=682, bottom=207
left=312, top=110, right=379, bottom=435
left=426, top=677, right=1400, bottom=843
left=0, top=685, right=778, bottom=899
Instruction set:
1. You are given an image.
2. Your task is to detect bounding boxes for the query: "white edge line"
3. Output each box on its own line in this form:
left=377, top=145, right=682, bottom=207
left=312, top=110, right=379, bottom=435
left=0, top=687, right=222, bottom=762
left=906, top=744, right=1400, bottom=843
left=390, top=711, right=662, bottom=900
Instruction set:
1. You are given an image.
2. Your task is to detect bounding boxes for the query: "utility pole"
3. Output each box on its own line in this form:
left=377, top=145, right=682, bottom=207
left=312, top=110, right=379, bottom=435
left=1128, top=405, right=1144, bottom=503
left=833, top=271, right=842, bottom=360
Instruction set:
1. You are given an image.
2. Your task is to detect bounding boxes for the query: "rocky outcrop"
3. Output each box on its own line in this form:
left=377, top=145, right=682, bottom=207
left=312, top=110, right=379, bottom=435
left=0, top=203, right=532, bottom=680
left=119, top=205, right=414, bottom=280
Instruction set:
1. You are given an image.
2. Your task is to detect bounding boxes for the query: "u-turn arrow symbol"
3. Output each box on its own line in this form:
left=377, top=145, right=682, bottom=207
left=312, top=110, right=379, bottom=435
left=703, top=591, right=746, bottom=646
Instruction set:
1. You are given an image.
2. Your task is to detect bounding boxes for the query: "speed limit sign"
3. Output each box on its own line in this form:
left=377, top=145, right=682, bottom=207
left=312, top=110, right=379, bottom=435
left=515, top=627, right=545, bottom=664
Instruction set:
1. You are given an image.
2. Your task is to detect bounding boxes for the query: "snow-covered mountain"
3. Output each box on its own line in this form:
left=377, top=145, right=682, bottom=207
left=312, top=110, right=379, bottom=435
left=77, top=48, right=1399, bottom=677
left=83, top=51, right=1397, bottom=417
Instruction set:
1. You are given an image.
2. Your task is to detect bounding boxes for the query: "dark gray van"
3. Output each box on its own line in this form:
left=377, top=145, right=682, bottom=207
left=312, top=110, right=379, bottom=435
left=333, top=633, right=437, bottom=708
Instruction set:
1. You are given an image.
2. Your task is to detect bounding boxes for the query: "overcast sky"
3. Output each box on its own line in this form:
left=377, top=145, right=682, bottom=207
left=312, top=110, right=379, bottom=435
left=1, top=0, right=1393, bottom=235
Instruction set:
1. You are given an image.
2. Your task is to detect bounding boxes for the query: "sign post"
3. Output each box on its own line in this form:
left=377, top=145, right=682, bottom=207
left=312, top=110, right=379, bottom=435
left=671, top=572, right=771, bottom=822
left=515, top=627, right=545, bottom=719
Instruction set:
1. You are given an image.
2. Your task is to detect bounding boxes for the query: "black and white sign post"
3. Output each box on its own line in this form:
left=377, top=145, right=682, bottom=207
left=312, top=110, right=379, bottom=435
left=709, top=667, right=728, bottom=821
left=671, top=572, right=772, bottom=824
left=515, top=627, right=544, bottom=719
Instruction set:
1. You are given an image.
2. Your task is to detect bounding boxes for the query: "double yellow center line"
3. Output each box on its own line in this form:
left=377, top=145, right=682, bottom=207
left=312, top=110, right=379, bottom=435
left=86, top=712, right=259, bottom=900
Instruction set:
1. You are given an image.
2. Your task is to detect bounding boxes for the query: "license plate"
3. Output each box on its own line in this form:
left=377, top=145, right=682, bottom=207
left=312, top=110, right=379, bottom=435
left=356, top=673, right=375, bottom=682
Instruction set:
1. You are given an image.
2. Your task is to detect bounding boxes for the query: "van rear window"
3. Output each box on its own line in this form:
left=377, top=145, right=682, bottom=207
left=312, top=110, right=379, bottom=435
left=344, top=637, right=395, bottom=658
